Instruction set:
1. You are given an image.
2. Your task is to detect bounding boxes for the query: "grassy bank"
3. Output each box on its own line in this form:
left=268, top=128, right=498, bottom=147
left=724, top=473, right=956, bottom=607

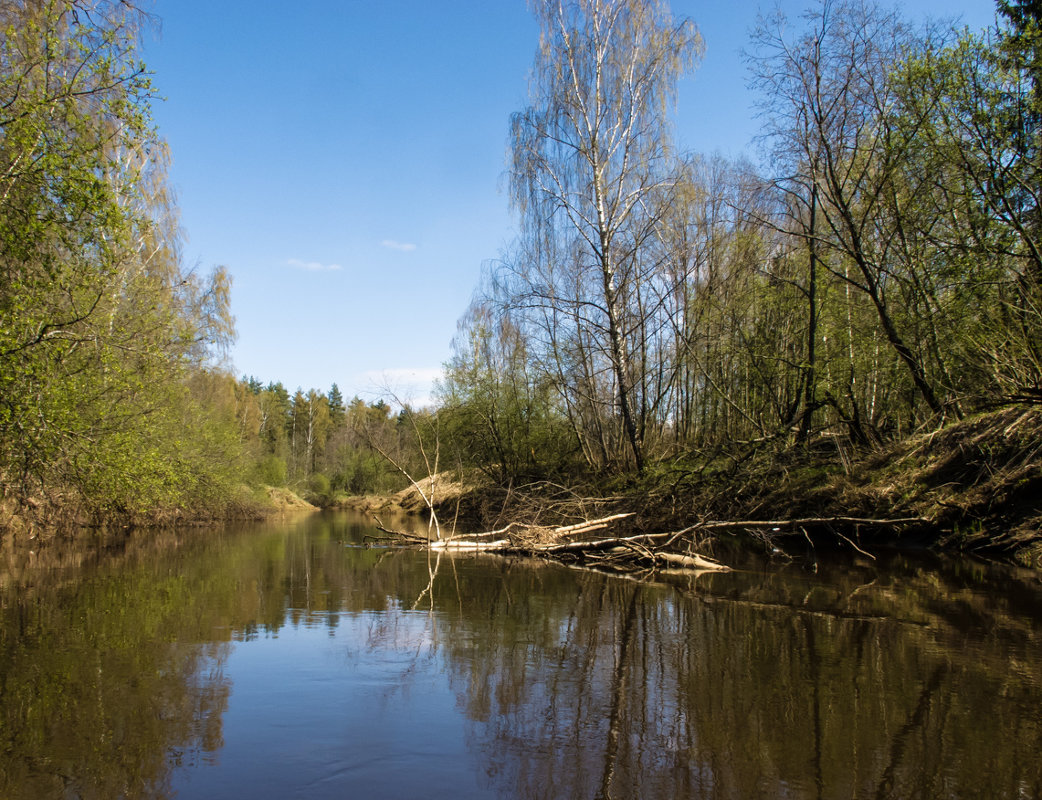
left=0, top=484, right=318, bottom=546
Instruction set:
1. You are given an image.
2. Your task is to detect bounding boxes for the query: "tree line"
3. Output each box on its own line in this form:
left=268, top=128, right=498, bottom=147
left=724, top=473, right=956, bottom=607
left=234, top=378, right=429, bottom=500
left=4, top=0, right=1040, bottom=522
left=437, top=0, right=1042, bottom=485
left=0, top=1, right=432, bottom=518
left=0, top=0, right=251, bottom=519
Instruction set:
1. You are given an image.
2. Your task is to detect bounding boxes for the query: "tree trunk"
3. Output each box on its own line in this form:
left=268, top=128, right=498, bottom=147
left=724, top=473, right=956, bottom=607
left=601, top=251, right=645, bottom=473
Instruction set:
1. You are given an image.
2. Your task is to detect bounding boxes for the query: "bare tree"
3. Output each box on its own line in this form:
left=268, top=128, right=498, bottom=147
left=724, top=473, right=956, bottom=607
left=510, top=0, right=702, bottom=473
left=750, top=0, right=946, bottom=419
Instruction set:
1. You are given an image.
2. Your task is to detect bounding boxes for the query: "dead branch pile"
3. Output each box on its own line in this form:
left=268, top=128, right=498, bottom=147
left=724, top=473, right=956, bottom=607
left=369, top=513, right=731, bottom=575
left=366, top=511, right=938, bottom=576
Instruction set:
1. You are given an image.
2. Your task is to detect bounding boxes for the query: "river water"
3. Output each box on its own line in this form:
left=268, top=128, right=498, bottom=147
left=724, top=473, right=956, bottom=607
left=0, top=510, right=1040, bottom=799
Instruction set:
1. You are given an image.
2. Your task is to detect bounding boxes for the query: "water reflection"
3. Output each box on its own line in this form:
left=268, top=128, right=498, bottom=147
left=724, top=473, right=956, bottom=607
left=0, top=512, right=1040, bottom=799
left=0, top=528, right=236, bottom=799
left=438, top=557, right=1042, bottom=799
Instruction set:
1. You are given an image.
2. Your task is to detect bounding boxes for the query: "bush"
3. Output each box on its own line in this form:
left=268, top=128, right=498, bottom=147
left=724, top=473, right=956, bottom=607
left=254, top=455, right=287, bottom=487
left=309, top=472, right=331, bottom=497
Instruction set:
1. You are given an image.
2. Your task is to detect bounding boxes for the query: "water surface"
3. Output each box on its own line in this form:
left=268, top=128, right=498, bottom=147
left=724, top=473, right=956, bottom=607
left=1, top=511, right=1040, bottom=798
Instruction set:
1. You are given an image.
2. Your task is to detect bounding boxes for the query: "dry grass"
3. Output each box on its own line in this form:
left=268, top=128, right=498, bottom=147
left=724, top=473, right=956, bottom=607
left=264, top=487, right=318, bottom=512
left=744, top=407, right=1042, bottom=562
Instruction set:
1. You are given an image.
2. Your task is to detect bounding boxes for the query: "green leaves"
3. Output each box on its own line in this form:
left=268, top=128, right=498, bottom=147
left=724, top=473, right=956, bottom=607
left=0, top=2, right=249, bottom=523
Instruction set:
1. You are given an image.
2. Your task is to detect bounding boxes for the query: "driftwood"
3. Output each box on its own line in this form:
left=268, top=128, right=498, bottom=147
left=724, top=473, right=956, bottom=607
left=369, top=510, right=934, bottom=576
left=371, top=512, right=730, bottom=575
left=691, top=516, right=929, bottom=530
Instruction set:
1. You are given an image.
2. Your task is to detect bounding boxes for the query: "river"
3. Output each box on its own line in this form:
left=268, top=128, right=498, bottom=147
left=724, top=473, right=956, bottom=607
left=0, top=510, right=1039, bottom=799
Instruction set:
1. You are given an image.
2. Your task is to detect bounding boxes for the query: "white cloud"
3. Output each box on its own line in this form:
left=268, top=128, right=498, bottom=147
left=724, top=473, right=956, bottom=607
left=361, top=367, right=443, bottom=409
left=381, top=239, right=418, bottom=252
left=286, top=258, right=343, bottom=272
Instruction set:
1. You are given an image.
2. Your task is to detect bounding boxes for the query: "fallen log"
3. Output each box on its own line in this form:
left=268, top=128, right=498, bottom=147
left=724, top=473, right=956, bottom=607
left=368, top=512, right=730, bottom=575
left=553, top=513, right=635, bottom=537
left=368, top=511, right=927, bottom=575
left=430, top=538, right=511, bottom=551
left=531, top=531, right=676, bottom=554
left=693, top=516, right=929, bottom=530
left=443, top=522, right=728, bottom=574
left=368, top=516, right=429, bottom=546
left=525, top=535, right=729, bottom=572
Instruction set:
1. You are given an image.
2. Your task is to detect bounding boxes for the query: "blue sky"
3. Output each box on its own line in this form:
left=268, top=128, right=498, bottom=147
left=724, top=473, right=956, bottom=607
left=143, top=0, right=997, bottom=405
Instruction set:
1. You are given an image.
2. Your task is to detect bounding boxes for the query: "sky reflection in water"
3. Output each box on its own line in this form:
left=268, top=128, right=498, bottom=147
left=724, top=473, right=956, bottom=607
left=1, top=511, right=1040, bottom=799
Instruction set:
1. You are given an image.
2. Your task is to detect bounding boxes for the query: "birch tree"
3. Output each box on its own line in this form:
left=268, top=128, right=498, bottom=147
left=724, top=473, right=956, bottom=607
left=511, top=0, right=702, bottom=473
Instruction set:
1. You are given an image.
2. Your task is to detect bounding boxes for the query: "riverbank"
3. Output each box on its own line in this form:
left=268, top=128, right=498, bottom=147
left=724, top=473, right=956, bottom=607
left=0, top=484, right=316, bottom=546
left=3, top=407, right=1038, bottom=567
left=344, top=405, right=1042, bottom=568
left=701, top=404, right=1042, bottom=566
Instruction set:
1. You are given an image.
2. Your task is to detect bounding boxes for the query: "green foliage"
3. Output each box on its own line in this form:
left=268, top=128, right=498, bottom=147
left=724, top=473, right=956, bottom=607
left=432, top=0, right=1042, bottom=496
left=439, top=298, right=582, bottom=482
left=11, top=0, right=1038, bottom=521
left=0, top=2, right=250, bottom=523
left=306, top=472, right=332, bottom=505
left=254, top=455, right=288, bottom=487
left=891, top=18, right=1042, bottom=401
left=325, top=398, right=416, bottom=494
left=332, top=448, right=392, bottom=494
left=309, top=472, right=331, bottom=496
left=327, top=383, right=346, bottom=427
left=231, top=381, right=415, bottom=497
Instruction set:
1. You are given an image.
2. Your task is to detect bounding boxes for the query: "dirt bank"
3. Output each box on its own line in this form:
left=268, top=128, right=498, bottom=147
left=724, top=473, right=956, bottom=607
left=338, top=472, right=472, bottom=517
left=264, top=487, right=318, bottom=513
left=0, top=484, right=309, bottom=545
left=739, top=406, right=1042, bottom=565
left=351, top=406, right=1042, bottom=568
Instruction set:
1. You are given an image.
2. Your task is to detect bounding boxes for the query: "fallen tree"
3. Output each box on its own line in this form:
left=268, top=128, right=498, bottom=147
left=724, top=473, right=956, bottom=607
left=367, top=511, right=936, bottom=576
left=369, top=513, right=731, bottom=575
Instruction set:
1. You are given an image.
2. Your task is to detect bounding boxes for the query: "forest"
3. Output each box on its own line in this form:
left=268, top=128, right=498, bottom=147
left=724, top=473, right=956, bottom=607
left=1, top=0, right=1040, bottom=557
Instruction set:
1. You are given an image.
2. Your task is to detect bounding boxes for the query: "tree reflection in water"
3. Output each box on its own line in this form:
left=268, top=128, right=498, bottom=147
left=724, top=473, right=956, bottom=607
left=0, top=529, right=235, bottom=799
left=430, top=554, right=1042, bottom=799
left=0, top=513, right=1039, bottom=799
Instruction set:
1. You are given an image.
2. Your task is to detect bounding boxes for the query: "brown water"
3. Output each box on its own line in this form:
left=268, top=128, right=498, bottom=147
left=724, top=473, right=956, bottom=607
left=0, top=511, right=1039, bottom=799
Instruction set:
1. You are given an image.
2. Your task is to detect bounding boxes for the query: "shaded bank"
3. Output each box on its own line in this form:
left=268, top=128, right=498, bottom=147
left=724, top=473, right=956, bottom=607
left=0, top=486, right=314, bottom=546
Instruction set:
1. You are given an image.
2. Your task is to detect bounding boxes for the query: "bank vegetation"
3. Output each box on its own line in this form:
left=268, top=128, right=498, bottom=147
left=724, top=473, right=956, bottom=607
left=425, top=0, right=1042, bottom=566
left=2, top=0, right=1040, bottom=566
left=0, top=1, right=265, bottom=535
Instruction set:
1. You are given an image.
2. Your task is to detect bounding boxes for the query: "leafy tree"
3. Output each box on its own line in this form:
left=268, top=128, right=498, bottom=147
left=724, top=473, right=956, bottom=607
left=315, top=396, right=409, bottom=495
left=327, top=383, right=346, bottom=429
left=891, top=9, right=1042, bottom=401
left=255, top=382, right=291, bottom=463
left=750, top=0, right=953, bottom=424
left=0, top=1, right=247, bottom=520
left=440, top=296, right=581, bottom=482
